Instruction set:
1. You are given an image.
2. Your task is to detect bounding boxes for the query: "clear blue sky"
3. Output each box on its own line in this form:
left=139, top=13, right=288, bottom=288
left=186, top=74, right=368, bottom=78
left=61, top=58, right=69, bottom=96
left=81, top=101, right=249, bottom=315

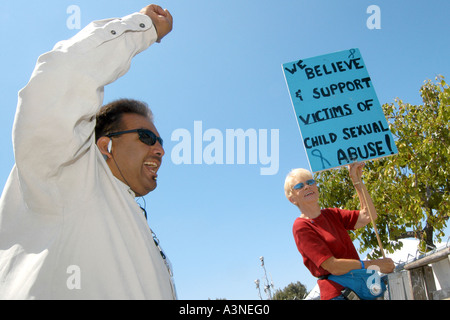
left=0, top=0, right=449, bottom=299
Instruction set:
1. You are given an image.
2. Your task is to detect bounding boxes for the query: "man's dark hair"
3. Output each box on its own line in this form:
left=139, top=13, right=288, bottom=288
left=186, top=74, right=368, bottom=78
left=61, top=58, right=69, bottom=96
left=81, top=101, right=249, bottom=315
left=95, top=99, right=153, bottom=142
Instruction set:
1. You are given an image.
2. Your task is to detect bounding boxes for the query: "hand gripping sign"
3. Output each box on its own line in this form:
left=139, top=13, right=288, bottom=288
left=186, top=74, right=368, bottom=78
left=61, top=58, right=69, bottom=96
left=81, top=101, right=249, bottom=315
left=282, top=48, right=397, bottom=173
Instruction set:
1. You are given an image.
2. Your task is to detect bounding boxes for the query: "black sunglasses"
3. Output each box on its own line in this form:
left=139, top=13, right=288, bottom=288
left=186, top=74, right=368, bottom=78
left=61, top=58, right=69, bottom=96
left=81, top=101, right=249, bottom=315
left=106, top=128, right=163, bottom=147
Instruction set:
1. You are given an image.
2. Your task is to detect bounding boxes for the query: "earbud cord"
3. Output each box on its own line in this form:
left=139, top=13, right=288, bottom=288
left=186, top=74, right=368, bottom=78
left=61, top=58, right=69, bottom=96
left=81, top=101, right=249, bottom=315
left=110, top=150, right=147, bottom=220
left=109, top=145, right=173, bottom=290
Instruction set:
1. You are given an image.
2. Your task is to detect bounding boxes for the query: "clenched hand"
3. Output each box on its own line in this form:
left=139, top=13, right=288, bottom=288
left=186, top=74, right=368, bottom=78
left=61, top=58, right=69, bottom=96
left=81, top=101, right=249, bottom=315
left=140, top=4, right=173, bottom=42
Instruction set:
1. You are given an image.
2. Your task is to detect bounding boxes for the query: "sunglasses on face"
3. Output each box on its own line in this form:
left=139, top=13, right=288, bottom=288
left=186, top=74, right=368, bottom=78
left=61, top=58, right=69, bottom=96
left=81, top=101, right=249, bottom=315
left=106, top=128, right=163, bottom=147
left=293, top=179, right=316, bottom=190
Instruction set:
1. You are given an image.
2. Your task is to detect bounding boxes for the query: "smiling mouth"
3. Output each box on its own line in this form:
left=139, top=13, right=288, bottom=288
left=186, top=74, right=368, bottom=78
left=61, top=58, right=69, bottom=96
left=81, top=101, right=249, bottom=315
left=144, top=161, right=160, bottom=180
left=304, top=191, right=314, bottom=197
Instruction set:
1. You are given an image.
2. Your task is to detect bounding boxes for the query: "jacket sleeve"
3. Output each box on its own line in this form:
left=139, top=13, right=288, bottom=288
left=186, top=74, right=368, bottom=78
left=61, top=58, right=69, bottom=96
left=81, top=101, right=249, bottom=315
left=12, top=12, right=158, bottom=210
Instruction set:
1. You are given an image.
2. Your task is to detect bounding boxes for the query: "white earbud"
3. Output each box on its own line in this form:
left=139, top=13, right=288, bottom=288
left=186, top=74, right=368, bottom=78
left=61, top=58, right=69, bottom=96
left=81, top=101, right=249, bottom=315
left=107, top=140, right=112, bottom=153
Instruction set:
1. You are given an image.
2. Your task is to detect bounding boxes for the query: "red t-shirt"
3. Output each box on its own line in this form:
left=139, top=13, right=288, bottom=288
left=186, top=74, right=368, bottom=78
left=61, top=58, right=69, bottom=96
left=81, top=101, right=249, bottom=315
left=292, top=208, right=360, bottom=300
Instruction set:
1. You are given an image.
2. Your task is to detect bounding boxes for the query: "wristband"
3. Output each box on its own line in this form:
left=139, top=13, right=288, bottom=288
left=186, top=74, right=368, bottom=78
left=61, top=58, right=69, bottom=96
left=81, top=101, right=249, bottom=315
left=360, top=260, right=365, bottom=269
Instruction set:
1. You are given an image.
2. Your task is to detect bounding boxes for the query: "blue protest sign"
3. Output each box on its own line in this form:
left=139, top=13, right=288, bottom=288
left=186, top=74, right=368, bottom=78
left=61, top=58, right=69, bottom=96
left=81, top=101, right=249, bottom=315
left=282, top=48, right=397, bottom=172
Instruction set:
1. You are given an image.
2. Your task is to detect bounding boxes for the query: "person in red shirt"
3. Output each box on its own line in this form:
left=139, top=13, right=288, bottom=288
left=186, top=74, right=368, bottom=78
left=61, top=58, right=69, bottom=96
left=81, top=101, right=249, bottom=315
left=285, top=162, right=394, bottom=300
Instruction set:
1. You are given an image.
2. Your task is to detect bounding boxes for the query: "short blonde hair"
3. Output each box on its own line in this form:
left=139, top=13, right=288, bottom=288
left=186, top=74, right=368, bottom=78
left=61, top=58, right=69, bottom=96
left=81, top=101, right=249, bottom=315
left=284, top=168, right=313, bottom=200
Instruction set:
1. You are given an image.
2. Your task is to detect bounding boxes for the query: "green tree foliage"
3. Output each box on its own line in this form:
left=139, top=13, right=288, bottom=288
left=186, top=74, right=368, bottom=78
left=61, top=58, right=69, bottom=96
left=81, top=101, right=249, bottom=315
left=315, top=76, right=449, bottom=257
left=272, top=281, right=308, bottom=300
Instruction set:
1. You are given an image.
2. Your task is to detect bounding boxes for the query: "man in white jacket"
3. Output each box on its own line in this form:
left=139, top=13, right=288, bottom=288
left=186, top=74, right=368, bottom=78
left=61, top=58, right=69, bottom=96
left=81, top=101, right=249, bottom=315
left=0, top=4, right=175, bottom=299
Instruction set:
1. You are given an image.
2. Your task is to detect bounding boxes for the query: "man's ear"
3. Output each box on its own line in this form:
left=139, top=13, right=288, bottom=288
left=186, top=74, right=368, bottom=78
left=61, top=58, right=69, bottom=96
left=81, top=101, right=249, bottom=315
left=97, top=136, right=112, bottom=159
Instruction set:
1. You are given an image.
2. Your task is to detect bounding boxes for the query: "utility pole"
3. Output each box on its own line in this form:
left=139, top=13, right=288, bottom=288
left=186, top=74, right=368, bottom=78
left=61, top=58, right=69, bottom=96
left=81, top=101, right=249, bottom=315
left=254, top=256, right=274, bottom=300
